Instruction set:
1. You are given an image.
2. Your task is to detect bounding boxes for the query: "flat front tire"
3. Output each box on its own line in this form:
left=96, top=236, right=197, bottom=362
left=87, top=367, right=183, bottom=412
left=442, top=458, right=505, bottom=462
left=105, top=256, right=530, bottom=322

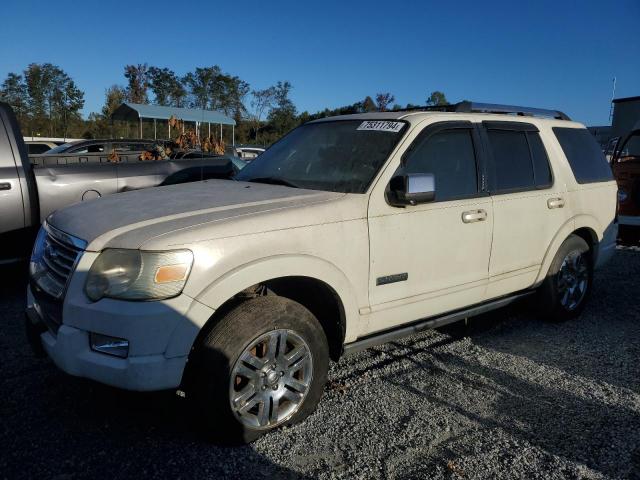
left=188, top=295, right=329, bottom=444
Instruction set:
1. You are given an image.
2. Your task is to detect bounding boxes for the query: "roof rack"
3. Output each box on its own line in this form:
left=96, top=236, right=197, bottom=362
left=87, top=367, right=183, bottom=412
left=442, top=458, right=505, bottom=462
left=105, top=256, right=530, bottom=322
left=399, top=101, right=571, bottom=121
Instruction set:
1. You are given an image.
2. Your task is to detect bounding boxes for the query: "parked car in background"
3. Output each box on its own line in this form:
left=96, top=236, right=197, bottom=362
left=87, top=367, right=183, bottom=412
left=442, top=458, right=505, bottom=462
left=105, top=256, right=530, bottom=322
left=0, top=102, right=241, bottom=263
left=227, top=145, right=265, bottom=161
left=41, top=138, right=156, bottom=158
left=23, top=137, right=83, bottom=155
left=612, top=124, right=640, bottom=238
left=25, top=102, right=617, bottom=444
left=24, top=140, right=62, bottom=154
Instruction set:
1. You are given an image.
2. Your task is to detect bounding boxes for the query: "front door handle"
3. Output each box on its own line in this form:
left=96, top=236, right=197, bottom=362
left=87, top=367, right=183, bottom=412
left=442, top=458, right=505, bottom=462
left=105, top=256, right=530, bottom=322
left=462, top=209, right=487, bottom=223
left=0, top=182, right=12, bottom=191
left=547, top=197, right=565, bottom=209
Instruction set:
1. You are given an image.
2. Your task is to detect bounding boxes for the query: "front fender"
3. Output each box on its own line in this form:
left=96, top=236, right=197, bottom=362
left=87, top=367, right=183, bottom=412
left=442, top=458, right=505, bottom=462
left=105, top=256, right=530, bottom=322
left=193, top=254, right=363, bottom=342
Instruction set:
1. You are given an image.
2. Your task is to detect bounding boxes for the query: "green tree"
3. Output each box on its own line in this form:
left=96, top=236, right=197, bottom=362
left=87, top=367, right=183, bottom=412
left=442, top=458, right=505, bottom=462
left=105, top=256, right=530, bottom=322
left=183, top=66, right=221, bottom=109
left=23, top=63, right=84, bottom=137
left=148, top=67, right=185, bottom=106
left=426, top=91, right=448, bottom=106
left=0, top=73, right=29, bottom=128
left=375, top=92, right=395, bottom=111
left=124, top=64, right=149, bottom=104
left=267, top=81, right=297, bottom=138
left=249, top=86, right=277, bottom=141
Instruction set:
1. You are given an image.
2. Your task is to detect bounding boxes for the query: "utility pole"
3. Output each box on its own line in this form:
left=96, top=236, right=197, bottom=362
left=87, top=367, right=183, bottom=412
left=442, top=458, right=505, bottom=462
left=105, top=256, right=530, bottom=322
left=609, top=77, right=617, bottom=123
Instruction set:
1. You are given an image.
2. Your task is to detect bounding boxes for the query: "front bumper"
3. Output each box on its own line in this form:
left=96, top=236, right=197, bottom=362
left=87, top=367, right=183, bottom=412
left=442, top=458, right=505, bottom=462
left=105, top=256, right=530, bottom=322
left=27, top=280, right=215, bottom=391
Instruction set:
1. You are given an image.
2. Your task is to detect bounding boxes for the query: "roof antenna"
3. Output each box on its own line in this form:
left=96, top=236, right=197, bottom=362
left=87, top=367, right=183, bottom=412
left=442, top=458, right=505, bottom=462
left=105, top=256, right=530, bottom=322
left=609, top=77, right=617, bottom=123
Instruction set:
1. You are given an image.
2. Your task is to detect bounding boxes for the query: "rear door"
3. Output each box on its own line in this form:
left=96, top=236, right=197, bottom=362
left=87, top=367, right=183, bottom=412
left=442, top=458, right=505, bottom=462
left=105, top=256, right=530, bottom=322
left=481, top=121, right=569, bottom=298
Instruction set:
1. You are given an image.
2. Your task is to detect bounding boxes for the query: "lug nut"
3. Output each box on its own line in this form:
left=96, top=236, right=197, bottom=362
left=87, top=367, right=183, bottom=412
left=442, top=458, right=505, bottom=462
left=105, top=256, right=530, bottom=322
left=261, top=386, right=266, bottom=390
left=279, top=371, right=284, bottom=377
left=272, top=385, right=278, bottom=390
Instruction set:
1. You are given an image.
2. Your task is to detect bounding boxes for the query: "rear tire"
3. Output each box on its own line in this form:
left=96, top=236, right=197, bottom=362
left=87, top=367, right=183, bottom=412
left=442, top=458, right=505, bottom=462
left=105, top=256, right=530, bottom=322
left=537, top=234, right=593, bottom=322
left=188, top=295, right=329, bottom=445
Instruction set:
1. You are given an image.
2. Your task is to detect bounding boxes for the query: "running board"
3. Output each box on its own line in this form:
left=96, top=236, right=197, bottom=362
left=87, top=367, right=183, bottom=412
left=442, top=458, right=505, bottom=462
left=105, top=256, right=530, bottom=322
left=343, top=291, right=535, bottom=355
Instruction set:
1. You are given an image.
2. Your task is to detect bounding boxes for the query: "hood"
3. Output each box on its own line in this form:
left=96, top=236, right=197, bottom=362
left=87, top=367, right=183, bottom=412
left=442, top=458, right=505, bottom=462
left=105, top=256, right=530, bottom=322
left=48, top=179, right=344, bottom=251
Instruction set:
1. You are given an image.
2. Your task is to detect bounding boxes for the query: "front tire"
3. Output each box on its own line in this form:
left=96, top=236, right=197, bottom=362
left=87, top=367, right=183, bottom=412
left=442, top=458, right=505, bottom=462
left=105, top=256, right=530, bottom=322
left=189, top=296, right=329, bottom=444
left=538, top=234, right=593, bottom=321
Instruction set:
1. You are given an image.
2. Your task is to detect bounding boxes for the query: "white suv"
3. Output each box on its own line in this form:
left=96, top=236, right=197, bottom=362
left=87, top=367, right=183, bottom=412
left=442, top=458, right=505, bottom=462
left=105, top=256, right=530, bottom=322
left=26, top=102, right=618, bottom=444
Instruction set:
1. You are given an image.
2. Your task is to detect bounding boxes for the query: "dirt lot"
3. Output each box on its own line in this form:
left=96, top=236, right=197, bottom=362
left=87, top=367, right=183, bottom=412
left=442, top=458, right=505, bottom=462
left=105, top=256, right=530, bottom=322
left=1, top=248, right=639, bottom=480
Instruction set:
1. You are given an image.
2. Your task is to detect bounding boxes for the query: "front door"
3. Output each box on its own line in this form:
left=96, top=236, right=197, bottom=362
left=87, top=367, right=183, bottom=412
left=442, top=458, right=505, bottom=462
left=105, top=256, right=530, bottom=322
left=367, top=121, right=493, bottom=334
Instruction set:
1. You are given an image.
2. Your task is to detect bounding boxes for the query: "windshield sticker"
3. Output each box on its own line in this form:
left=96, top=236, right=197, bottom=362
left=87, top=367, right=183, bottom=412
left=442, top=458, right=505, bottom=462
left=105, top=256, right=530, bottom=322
left=357, top=121, right=404, bottom=133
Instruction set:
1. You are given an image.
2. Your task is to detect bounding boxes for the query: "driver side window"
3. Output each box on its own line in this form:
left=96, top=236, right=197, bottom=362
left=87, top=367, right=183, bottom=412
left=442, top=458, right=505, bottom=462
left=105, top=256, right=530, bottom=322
left=404, top=129, right=478, bottom=201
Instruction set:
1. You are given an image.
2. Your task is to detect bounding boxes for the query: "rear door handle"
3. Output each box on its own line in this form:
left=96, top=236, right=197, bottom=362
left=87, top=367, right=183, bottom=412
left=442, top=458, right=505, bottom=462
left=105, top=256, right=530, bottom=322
left=0, top=182, right=12, bottom=191
left=547, top=197, right=565, bottom=209
left=462, top=209, right=487, bottom=223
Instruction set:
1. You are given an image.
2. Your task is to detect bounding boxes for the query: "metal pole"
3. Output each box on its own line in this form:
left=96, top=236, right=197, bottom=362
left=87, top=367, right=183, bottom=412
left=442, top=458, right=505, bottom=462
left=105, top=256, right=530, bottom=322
left=220, top=124, right=222, bottom=142
left=208, top=122, right=210, bottom=137
left=609, top=77, right=617, bottom=123
left=168, top=120, right=171, bottom=139
left=154, top=119, right=157, bottom=140
left=139, top=117, right=143, bottom=138
left=233, top=125, right=235, bottom=146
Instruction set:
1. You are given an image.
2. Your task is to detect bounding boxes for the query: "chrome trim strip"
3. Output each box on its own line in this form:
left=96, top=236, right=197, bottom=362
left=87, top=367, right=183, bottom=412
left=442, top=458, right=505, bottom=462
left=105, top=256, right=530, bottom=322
left=43, top=221, right=88, bottom=250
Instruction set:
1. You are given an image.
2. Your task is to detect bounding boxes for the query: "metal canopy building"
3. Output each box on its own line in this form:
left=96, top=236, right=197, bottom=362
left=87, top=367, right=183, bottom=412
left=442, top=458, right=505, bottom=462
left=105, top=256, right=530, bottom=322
left=111, top=102, right=236, bottom=142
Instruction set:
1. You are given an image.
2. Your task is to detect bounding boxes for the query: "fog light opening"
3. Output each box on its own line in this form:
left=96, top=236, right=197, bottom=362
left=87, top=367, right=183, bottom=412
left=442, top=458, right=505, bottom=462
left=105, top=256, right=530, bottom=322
left=90, top=333, right=129, bottom=358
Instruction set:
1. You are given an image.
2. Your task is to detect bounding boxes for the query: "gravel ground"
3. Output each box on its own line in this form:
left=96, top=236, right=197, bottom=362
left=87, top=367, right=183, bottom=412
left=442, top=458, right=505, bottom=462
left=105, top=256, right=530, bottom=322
left=1, top=248, right=639, bottom=480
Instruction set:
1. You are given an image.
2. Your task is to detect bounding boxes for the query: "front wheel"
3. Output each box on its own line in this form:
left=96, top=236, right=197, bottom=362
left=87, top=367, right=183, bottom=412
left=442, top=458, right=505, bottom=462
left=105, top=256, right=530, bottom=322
left=188, top=296, right=329, bottom=444
left=537, top=234, right=593, bottom=321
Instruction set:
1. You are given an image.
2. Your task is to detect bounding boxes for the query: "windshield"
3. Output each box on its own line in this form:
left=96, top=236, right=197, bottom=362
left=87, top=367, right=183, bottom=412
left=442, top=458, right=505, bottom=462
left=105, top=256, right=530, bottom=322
left=235, top=120, right=407, bottom=193
left=44, top=142, right=74, bottom=154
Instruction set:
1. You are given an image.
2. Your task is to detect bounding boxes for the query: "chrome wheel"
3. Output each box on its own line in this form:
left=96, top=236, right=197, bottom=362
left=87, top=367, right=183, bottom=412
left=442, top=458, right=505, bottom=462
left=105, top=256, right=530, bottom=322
left=557, top=250, right=589, bottom=311
left=229, top=329, right=313, bottom=430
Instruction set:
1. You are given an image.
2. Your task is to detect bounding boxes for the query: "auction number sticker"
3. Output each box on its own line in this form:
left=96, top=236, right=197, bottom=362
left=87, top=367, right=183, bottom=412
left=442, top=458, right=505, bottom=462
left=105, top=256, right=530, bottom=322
left=357, top=121, right=404, bottom=133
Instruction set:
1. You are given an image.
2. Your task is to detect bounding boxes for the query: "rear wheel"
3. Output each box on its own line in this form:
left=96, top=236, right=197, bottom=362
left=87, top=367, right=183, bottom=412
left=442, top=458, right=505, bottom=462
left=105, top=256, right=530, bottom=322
left=188, top=296, right=329, bottom=444
left=538, top=234, right=592, bottom=321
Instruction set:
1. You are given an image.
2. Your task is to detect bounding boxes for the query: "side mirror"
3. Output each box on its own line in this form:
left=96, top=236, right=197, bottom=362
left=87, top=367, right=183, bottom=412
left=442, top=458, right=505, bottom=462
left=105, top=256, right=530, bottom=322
left=386, top=173, right=435, bottom=207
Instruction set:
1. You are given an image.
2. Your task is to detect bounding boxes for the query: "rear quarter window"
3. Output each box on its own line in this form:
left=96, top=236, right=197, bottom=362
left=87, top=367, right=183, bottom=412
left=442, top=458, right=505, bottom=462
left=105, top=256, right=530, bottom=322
left=553, top=127, right=613, bottom=184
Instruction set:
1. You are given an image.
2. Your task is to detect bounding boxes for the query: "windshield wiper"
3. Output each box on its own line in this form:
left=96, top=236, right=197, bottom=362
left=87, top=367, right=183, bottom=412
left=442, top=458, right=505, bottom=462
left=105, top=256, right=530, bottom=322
left=246, top=176, right=300, bottom=188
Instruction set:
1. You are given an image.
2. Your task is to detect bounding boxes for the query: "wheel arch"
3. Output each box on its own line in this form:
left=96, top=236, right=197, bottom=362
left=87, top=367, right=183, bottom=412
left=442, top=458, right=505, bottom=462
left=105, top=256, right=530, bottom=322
left=186, top=255, right=361, bottom=363
left=534, top=215, right=602, bottom=285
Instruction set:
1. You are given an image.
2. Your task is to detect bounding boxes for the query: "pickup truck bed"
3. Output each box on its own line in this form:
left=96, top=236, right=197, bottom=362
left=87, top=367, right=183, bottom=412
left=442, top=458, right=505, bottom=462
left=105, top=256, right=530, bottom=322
left=0, top=102, right=238, bottom=263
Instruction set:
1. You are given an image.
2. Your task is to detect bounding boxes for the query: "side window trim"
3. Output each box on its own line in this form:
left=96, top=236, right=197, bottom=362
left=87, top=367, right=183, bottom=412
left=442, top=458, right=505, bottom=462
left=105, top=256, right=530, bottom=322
left=480, top=122, right=554, bottom=195
left=524, top=131, right=554, bottom=190
left=398, top=120, right=488, bottom=202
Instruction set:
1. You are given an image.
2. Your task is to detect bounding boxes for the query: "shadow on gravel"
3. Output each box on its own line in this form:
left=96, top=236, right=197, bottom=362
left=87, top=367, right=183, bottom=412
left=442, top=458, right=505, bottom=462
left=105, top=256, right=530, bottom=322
left=386, top=347, right=640, bottom=478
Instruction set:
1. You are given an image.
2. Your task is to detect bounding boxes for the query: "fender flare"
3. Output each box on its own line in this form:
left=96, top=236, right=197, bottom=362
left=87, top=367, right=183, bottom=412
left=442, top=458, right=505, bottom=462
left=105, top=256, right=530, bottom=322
left=534, top=214, right=602, bottom=285
left=193, top=254, right=363, bottom=342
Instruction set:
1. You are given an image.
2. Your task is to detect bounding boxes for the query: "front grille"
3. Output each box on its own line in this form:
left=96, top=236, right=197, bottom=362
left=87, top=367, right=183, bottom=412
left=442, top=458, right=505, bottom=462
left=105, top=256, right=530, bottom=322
left=30, top=224, right=86, bottom=334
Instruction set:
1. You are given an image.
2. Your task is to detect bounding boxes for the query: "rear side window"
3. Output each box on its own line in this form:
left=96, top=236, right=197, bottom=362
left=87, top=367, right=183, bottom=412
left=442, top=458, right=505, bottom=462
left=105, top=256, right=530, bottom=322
left=404, top=128, right=478, bottom=201
left=553, top=127, right=613, bottom=183
left=27, top=143, right=51, bottom=154
left=486, top=129, right=553, bottom=192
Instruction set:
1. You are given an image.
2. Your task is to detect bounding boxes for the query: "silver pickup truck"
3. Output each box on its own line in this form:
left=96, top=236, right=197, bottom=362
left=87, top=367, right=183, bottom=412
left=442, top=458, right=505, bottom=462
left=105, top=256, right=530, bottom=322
left=0, top=102, right=242, bottom=263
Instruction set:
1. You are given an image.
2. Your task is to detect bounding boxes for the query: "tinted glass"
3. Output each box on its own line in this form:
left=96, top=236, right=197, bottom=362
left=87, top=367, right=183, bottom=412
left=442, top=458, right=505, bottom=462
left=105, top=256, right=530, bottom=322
left=527, top=132, right=552, bottom=187
left=236, top=120, right=406, bottom=193
left=553, top=127, right=614, bottom=183
left=44, top=142, right=74, bottom=154
left=27, top=144, right=51, bottom=154
left=404, top=129, right=477, bottom=201
left=488, top=130, right=534, bottom=191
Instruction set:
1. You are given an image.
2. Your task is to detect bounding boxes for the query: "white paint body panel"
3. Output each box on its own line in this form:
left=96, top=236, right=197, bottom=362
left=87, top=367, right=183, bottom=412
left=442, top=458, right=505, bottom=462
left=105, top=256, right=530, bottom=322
left=33, top=111, right=617, bottom=391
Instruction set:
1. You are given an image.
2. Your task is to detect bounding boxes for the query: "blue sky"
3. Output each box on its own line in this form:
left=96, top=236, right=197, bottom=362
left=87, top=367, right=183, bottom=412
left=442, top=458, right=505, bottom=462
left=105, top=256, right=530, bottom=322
left=1, top=0, right=638, bottom=125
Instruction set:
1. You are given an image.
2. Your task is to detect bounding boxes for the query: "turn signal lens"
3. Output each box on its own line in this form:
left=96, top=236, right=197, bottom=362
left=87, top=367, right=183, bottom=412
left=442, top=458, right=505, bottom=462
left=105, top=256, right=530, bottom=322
left=154, top=264, right=189, bottom=284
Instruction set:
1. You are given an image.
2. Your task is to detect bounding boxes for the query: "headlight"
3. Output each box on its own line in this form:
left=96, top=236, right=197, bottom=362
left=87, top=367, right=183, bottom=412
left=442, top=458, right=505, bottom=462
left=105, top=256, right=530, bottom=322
left=85, top=249, right=193, bottom=302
